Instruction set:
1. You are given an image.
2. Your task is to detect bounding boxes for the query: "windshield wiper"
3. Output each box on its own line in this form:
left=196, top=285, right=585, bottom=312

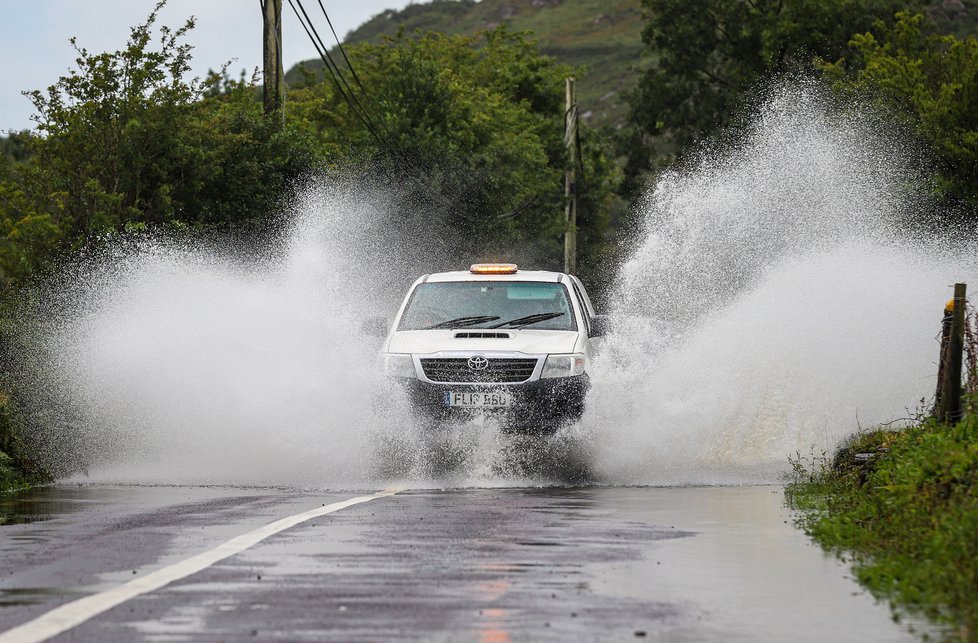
left=425, top=315, right=501, bottom=330
left=490, top=312, right=565, bottom=329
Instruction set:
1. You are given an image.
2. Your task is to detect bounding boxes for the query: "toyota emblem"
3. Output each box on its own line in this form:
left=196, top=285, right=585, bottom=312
left=467, top=356, right=490, bottom=371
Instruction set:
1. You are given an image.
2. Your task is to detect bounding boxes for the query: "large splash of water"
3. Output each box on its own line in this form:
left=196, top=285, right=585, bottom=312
left=28, top=186, right=411, bottom=488
left=19, top=83, right=977, bottom=488
left=585, top=84, right=976, bottom=485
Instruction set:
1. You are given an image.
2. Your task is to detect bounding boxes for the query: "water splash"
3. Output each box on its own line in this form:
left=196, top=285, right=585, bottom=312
left=22, top=181, right=587, bottom=489
left=18, top=82, right=976, bottom=489
left=586, top=83, right=977, bottom=485
left=22, top=184, right=398, bottom=487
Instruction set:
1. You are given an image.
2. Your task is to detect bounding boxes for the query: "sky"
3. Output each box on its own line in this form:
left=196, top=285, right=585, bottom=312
left=0, top=0, right=417, bottom=133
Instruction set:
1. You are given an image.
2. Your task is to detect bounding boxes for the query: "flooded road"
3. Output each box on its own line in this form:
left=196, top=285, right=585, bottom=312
left=0, top=485, right=917, bottom=642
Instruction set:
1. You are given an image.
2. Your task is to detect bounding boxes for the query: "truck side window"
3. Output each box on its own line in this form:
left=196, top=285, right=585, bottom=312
left=570, top=282, right=591, bottom=333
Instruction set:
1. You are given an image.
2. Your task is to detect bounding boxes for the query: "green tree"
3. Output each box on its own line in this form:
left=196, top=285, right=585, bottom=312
left=0, top=2, right=322, bottom=287
left=1, top=5, right=619, bottom=288
left=23, top=4, right=321, bottom=234
left=23, top=6, right=203, bottom=234
left=287, top=28, right=618, bottom=276
left=0, top=131, right=32, bottom=164
left=819, top=12, right=978, bottom=214
left=622, top=0, right=918, bottom=194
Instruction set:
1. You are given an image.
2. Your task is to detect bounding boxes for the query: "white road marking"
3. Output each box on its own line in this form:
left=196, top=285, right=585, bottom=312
left=0, top=488, right=401, bottom=643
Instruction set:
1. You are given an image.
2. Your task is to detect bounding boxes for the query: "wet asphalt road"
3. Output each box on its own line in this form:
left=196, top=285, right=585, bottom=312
left=0, top=485, right=921, bottom=642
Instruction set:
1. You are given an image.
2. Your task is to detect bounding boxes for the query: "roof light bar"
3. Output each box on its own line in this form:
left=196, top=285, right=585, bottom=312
left=470, top=263, right=518, bottom=275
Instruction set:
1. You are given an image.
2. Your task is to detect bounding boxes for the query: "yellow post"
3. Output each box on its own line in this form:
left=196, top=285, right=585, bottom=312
left=938, top=283, right=967, bottom=423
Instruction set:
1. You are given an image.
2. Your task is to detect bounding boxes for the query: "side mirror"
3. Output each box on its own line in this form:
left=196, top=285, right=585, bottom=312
left=360, top=316, right=390, bottom=338
left=589, top=314, right=610, bottom=338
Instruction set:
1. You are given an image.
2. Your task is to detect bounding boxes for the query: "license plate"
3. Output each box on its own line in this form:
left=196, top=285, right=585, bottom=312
left=444, top=391, right=512, bottom=408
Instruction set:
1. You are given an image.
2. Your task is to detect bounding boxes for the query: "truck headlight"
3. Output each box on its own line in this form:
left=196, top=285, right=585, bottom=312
left=378, top=353, right=417, bottom=378
left=541, top=353, right=586, bottom=379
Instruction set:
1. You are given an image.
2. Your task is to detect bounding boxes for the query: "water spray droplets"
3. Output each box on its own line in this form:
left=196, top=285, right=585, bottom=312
left=588, top=81, right=969, bottom=485
left=21, top=82, right=971, bottom=489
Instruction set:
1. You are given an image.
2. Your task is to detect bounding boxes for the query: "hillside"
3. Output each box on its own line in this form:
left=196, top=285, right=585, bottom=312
left=285, top=0, right=646, bottom=128
left=927, top=0, right=978, bottom=36
left=284, top=0, right=978, bottom=133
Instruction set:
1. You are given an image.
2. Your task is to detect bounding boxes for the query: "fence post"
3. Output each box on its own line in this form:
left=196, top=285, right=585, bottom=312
left=938, top=283, right=967, bottom=423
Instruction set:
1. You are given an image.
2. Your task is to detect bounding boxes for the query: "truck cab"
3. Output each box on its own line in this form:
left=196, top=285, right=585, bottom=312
left=375, top=263, right=603, bottom=433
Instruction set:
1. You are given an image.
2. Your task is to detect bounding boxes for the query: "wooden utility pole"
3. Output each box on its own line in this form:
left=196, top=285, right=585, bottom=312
left=937, top=282, right=967, bottom=423
left=262, top=0, right=285, bottom=118
left=563, top=77, right=578, bottom=275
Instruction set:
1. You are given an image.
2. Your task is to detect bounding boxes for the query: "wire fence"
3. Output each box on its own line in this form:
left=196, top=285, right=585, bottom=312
left=963, top=305, right=978, bottom=413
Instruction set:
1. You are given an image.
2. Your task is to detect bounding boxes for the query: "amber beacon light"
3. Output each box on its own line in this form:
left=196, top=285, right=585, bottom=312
left=469, top=263, right=518, bottom=275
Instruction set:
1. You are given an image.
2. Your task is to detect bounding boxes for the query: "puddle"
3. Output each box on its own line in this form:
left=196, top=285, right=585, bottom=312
left=0, top=587, right=90, bottom=607
left=0, top=487, right=109, bottom=526
left=588, top=486, right=936, bottom=642
left=0, top=485, right=294, bottom=528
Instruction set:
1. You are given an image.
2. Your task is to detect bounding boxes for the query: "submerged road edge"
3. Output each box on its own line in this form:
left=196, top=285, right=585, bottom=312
left=0, top=488, right=403, bottom=643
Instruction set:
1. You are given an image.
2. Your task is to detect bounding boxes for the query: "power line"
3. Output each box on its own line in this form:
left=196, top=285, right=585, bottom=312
left=316, top=0, right=368, bottom=96
left=286, top=0, right=542, bottom=223
left=289, top=0, right=482, bottom=219
left=290, top=0, right=440, bottom=180
left=286, top=0, right=385, bottom=145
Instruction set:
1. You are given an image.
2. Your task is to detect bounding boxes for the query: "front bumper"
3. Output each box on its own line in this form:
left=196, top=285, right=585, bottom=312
left=401, top=374, right=590, bottom=433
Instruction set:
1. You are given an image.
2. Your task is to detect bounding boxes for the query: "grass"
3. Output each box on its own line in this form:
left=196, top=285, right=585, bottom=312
left=786, top=416, right=978, bottom=640
left=0, top=452, right=30, bottom=493
left=0, top=391, right=49, bottom=493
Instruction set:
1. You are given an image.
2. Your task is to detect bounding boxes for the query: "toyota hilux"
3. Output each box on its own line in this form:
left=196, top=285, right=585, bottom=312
left=373, top=263, right=604, bottom=433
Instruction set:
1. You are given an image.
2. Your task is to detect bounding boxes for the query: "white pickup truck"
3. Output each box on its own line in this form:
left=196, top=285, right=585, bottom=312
left=372, top=263, right=605, bottom=433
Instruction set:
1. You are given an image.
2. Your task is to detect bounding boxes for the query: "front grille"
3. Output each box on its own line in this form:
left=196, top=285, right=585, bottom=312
left=420, top=357, right=538, bottom=383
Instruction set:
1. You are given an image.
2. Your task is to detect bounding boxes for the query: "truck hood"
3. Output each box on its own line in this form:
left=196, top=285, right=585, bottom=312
left=386, top=330, right=580, bottom=355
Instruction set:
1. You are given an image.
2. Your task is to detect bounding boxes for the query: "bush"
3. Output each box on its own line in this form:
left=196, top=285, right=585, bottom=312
left=0, top=390, right=50, bottom=492
left=788, top=417, right=978, bottom=636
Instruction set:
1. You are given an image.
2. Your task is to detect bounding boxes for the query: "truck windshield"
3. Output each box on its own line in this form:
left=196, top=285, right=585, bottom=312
left=399, top=281, right=577, bottom=331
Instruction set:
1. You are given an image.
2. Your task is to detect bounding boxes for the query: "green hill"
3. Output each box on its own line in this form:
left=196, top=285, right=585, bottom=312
left=284, top=0, right=978, bottom=133
left=926, top=0, right=978, bottom=37
left=285, top=0, right=646, bottom=128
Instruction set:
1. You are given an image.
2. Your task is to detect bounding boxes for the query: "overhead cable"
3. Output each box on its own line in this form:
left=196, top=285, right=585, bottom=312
left=287, top=0, right=540, bottom=222
left=317, top=0, right=368, bottom=96
left=287, top=0, right=385, bottom=145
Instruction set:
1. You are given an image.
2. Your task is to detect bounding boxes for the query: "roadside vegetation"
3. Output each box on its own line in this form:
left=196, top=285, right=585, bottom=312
left=295, top=0, right=647, bottom=128
left=786, top=308, right=978, bottom=639
left=786, top=416, right=978, bottom=639
left=0, top=393, right=49, bottom=492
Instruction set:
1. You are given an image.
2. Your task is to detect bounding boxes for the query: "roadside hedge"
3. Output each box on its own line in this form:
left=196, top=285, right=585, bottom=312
left=787, top=416, right=978, bottom=638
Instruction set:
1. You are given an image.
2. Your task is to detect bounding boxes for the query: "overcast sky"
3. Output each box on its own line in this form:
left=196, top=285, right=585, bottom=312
left=0, top=0, right=417, bottom=133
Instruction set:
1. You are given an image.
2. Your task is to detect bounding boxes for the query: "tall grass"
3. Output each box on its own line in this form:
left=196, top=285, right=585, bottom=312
left=787, top=416, right=978, bottom=640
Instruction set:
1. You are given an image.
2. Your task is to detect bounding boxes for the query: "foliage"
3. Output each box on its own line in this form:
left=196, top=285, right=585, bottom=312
left=0, top=131, right=32, bottom=164
left=819, top=12, right=978, bottom=214
left=288, top=28, right=619, bottom=277
left=621, top=0, right=919, bottom=195
left=787, top=418, right=978, bottom=637
left=0, top=390, right=50, bottom=493
left=925, top=0, right=978, bottom=39
left=0, top=2, right=322, bottom=288
left=286, top=0, right=647, bottom=130
left=0, top=4, right=623, bottom=290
